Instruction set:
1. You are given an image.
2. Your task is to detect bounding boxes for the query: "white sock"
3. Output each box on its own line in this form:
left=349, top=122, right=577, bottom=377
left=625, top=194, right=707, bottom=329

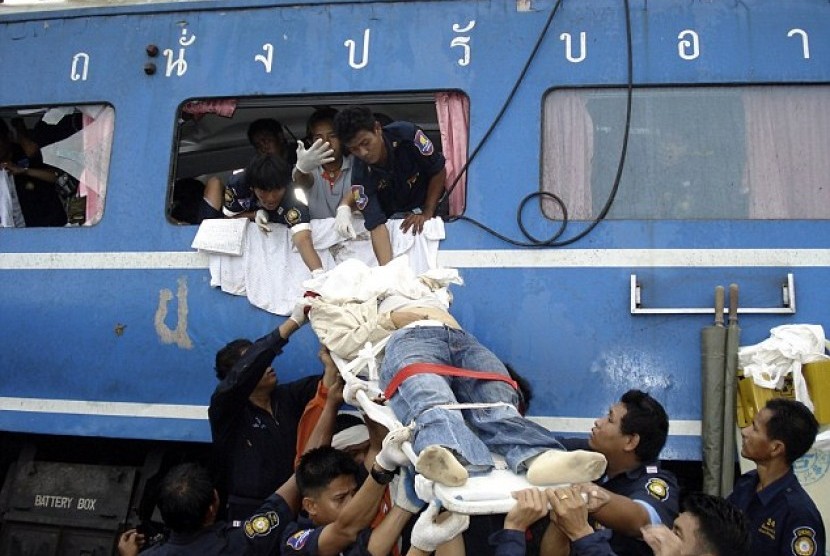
left=526, top=449, right=607, bottom=485
left=415, top=445, right=469, bottom=487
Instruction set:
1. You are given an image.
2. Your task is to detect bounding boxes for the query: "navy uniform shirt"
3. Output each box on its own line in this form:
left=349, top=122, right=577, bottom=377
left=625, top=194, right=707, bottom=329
left=144, top=493, right=294, bottom=555
left=560, top=438, right=679, bottom=556
left=572, top=530, right=617, bottom=556
left=208, top=329, right=320, bottom=523
left=349, top=122, right=446, bottom=230
left=727, top=469, right=826, bottom=556
left=488, top=529, right=527, bottom=556
left=223, top=171, right=311, bottom=229
left=280, top=514, right=373, bottom=556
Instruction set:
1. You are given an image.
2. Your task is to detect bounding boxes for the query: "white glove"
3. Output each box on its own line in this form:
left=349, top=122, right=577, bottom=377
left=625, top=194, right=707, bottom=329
left=335, top=205, right=356, bottom=239
left=375, top=426, right=411, bottom=471
left=343, top=380, right=369, bottom=406
left=414, top=474, right=435, bottom=503
left=392, top=466, right=425, bottom=514
left=288, top=298, right=310, bottom=327
left=255, top=209, right=270, bottom=233
left=295, top=139, right=335, bottom=174
left=410, top=501, right=470, bottom=552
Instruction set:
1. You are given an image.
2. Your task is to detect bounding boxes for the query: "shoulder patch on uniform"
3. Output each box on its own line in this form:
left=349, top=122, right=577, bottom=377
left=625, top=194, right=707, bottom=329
left=286, top=528, right=313, bottom=550
left=224, top=187, right=235, bottom=205
left=286, top=207, right=301, bottom=225
left=351, top=184, right=368, bottom=210
left=645, top=477, right=669, bottom=501
left=792, top=527, right=817, bottom=556
left=243, top=510, right=280, bottom=538
left=414, top=129, right=434, bottom=156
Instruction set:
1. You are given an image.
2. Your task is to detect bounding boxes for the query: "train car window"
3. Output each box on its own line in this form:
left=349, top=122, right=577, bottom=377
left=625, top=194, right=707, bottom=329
left=541, top=86, right=830, bottom=220
left=168, top=92, right=468, bottom=225
left=1, top=104, right=114, bottom=228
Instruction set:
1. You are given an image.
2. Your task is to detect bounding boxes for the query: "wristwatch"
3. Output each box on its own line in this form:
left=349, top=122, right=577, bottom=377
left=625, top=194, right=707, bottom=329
left=370, top=464, right=396, bottom=485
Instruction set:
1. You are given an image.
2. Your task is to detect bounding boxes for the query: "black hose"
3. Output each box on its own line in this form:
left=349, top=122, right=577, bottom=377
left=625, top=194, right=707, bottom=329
left=443, top=0, right=634, bottom=248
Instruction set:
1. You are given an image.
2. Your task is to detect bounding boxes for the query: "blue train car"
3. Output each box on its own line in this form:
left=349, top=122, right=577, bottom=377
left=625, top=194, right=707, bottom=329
left=1, top=0, right=829, bottom=538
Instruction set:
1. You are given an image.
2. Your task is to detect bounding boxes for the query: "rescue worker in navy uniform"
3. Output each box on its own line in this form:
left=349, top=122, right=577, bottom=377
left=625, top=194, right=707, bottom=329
left=224, top=153, right=324, bottom=274
left=546, top=487, right=750, bottom=556
left=727, top=398, right=825, bottom=556
left=546, top=389, right=679, bottom=556
left=117, top=462, right=296, bottom=555
left=209, top=306, right=320, bottom=524
left=332, top=105, right=447, bottom=266
left=279, top=428, right=419, bottom=556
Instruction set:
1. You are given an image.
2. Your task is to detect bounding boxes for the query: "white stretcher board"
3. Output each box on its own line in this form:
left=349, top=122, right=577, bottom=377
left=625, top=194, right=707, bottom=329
left=329, top=337, right=571, bottom=515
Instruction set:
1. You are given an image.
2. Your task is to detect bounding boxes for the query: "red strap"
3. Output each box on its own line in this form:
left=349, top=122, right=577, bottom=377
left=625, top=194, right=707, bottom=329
left=383, top=362, right=519, bottom=400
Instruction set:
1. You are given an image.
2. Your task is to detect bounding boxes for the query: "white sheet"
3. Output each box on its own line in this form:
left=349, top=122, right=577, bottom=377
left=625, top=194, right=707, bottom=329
left=200, top=217, right=445, bottom=315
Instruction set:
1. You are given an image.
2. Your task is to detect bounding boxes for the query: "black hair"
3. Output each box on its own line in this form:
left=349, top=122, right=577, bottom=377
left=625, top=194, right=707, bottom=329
left=247, top=118, right=284, bottom=145
left=296, top=446, right=360, bottom=498
left=334, top=412, right=365, bottom=434
left=157, top=463, right=214, bottom=534
left=619, top=389, right=669, bottom=462
left=306, top=107, right=339, bottom=138
left=765, top=398, right=819, bottom=464
left=373, top=112, right=394, bottom=127
left=214, top=338, right=252, bottom=380
left=503, top=362, right=533, bottom=415
left=682, top=492, right=750, bottom=556
left=245, top=153, right=291, bottom=192
left=332, top=105, right=376, bottom=146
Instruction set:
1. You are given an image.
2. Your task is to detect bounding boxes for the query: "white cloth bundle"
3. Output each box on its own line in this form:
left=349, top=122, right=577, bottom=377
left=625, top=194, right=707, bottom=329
left=739, top=324, right=830, bottom=410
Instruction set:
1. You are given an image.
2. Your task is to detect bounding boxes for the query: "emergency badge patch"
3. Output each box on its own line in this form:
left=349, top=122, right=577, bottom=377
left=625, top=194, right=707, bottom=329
left=286, top=208, right=301, bottom=225
left=244, top=510, right=279, bottom=538
left=414, top=129, right=434, bottom=156
left=286, top=529, right=313, bottom=550
left=792, top=527, right=817, bottom=556
left=351, top=184, right=369, bottom=210
left=645, top=478, right=669, bottom=501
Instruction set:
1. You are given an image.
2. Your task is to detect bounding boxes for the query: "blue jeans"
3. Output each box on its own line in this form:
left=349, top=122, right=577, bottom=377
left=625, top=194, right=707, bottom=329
left=379, top=326, right=565, bottom=473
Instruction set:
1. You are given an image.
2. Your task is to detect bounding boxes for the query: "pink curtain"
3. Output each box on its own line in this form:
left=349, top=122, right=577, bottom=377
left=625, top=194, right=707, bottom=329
left=743, top=88, right=830, bottom=218
left=79, top=106, right=115, bottom=225
left=542, top=92, right=593, bottom=219
left=181, top=99, right=238, bottom=120
left=435, top=92, right=469, bottom=215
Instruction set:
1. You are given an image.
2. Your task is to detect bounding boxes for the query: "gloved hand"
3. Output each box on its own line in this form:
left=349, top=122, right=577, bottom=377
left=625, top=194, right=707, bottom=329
left=392, top=466, right=425, bottom=514
left=343, top=379, right=369, bottom=406
left=335, top=205, right=356, bottom=239
left=374, top=426, right=411, bottom=471
left=255, top=209, right=270, bottom=233
left=288, top=298, right=311, bottom=327
left=410, top=501, right=470, bottom=553
left=295, top=139, right=335, bottom=174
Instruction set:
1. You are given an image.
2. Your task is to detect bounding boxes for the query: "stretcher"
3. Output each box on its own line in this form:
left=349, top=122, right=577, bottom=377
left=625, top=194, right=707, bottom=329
left=328, top=335, right=569, bottom=515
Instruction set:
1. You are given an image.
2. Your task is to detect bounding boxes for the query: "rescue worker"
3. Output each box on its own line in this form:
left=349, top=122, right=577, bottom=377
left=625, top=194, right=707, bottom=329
left=546, top=488, right=750, bottom=556
left=726, top=398, right=825, bottom=556
left=117, top=463, right=296, bottom=555
left=208, top=304, right=319, bottom=524
left=332, top=105, right=447, bottom=265
left=279, top=425, right=419, bottom=556
left=226, top=153, right=324, bottom=274
left=292, top=108, right=353, bottom=220
left=545, top=390, right=680, bottom=556
left=641, top=492, right=750, bottom=556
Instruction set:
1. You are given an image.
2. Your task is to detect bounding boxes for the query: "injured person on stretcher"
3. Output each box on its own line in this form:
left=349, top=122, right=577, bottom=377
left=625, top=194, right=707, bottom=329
left=305, top=257, right=607, bottom=491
